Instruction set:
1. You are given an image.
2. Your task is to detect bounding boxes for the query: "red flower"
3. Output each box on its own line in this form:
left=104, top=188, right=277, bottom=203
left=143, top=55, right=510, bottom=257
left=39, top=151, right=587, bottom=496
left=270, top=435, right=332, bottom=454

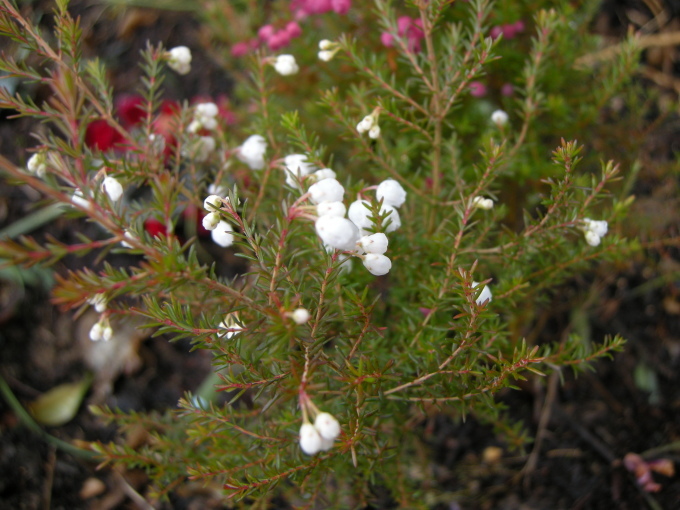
left=116, top=95, right=146, bottom=127
left=85, top=120, right=125, bottom=151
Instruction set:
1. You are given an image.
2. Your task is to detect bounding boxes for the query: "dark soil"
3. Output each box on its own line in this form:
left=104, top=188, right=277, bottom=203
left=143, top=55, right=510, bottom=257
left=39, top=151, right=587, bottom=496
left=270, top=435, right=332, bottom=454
left=1, top=1, right=679, bottom=509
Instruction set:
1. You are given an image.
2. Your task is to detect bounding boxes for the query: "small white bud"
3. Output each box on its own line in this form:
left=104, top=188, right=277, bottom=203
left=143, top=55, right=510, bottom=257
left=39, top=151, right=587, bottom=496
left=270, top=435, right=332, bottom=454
left=308, top=178, right=345, bottom=204
left=211, top=220, right=234, bottom=247
left=102, top=176, right=124, bottom=202
left=101, top=325, right=113, bottom=342
left=312, top=168, right=337, bottom=182
left=167, top=46, right=192, bottom=75
left=71, top=189, right=91, bottom=210
left=203, top=195, right=224, bottom=212
left=314, top=412, right=341, bottom=440
left=472, top=281, right=492, bottom=305
left=358, top=233, right=388, bottom=255
left=356, top=115, right=374, bottom=133
left=291, top=308, right=311, bottom=325
left=87, top=294, right=107, bottom=313
left=194, top=136, right=216, bottom=162
left=89, top=322, right=103, bottom=342
left=363, top=254, right=392, bottom=276
left=319, top=39, right=334, bottom=50
left=315, top=216, right=360, bottom=251
left=491, top=109, right=509, bottom=126
left=299, top=423, right=322, bottom=455
left=202, top=212, right=221, bottom=231
left=584, top=230, right=601, bottom=247
left=376, top=179, right=407, bottom=208
left=318, top=50, right=335, bottom=61
left=471, top=196, right=494, bottom=210
left=368, top=125, right=381, bottom=139
left=237, top=134, right=267, bottom=171
left=316, top=201, right=347, bottom=218
left=273, top=54, right=299, bottom=76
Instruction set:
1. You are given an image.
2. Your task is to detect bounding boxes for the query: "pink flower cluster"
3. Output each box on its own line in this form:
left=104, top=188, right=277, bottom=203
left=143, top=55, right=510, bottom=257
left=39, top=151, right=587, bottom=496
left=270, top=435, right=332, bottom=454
left=381, top=16, right=424, bottom=53
left=291, top=0, right=351, bottom=16
left=490, top=20, right=525, bottom=40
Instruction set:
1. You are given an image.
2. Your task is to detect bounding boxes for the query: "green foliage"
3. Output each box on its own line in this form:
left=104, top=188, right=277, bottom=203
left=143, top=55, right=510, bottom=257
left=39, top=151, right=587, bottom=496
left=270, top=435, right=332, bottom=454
left=0, top=0, right=649, bottom=506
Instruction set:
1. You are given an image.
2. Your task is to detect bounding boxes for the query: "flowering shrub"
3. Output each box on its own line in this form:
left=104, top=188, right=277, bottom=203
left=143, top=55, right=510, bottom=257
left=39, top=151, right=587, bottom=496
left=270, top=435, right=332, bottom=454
left=0, top=0, right=642, bottom=506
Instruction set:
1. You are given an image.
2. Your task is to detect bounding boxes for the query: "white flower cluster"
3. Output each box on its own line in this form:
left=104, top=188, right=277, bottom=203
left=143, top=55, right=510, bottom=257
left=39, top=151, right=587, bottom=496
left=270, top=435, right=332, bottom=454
left=273, top=54, right=299, bottom=76
left=304, top=171, right=406, bottom=276
left=188, top=102, right=219, bottom=133
left=580, top=218, right=608, bottom=247
left=167, top=46, right=192, bottom=75
left=236, top=135, right=267, bottom=171
left=357, top=110, right=381, bottom=139
left=298, top=396, right=341, bottom=455
left=202, top=194, right=234, bottom=247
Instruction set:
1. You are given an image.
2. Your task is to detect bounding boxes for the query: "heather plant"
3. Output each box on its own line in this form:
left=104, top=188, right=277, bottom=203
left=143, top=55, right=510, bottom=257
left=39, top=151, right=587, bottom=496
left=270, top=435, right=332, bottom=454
left=0, top=0, right=641, bottom=507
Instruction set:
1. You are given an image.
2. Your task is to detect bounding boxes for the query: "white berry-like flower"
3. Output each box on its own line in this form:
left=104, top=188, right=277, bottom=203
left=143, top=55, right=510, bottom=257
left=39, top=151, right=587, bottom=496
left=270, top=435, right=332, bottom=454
left=273, top=54, right=299, bottom=76
left=121, top=230, right=136, bottom=248
left=102, top=176, right=123, bottom=202
left=89, top=322, right=104, bottom=342
left=291, top=308, right=311, bottom=325
left=27, top=153, right=47, bottom=177
left=584, top=230, right=601, bottom=247
left=71, top=189, right=91, bottom=210
left=308, top=178, right=345, bottom=204
left=211, top=220, right=234, bottom=247
left=314, top=412, right=341, bottom=441
left=471, top=196, right=494, bottom=210
left=318, top=50, right=335, bottom=61
left=167, top=46, right=192, bottom=75
left=203, top=195, right=224, bottom=212
left=491, top=109, right=509, bottom=126
left=315, top=216, right=360, bottom=251
left=472, top=281, right=492, bottom=305
left=356, top=115, right=374, bottom=134
left=363, top=254, right=392, bottom=276
left=312, top=168, right=337, bottom=182
left=299, top=423, right=322, bottom=455
left=368, top=125, right=381, bottom=139
left=377, top=179, right=407, bottom=208
left=380, top=204, right=401, bottom=233
left=237, top=134, right=267, bottom=171
left=316, top=201, right=347, bottom=218
left=202, top=212, right=221, bottom=231
left=348, top=200, right=372, bottom=229
left=102, top=324, right=113, bottom=342
left=358, top=233, right=388, bottom=254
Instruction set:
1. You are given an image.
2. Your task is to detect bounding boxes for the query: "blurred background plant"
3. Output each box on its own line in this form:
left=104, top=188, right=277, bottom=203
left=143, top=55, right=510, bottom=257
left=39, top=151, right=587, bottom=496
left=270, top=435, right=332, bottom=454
left=0, top=0, right=678, bottom=508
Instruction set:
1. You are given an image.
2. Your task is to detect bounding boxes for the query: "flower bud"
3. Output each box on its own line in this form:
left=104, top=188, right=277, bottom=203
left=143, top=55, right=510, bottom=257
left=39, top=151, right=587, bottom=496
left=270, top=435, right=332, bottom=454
left=376, top=179, right=407, bottom=208
left=299, top=423, right=322, bottom=455
left=273, top=54, right=299, bottom=76
left=103, top=176, right=124, bottom=202
left=358, top=233, right=388, bottom=255
left=363, top=254, right=392, bottom=276
left=167, top=46, right=192, bottom=75
left=203, top=195, right=224, bottom=212
left=314, top=412, right=341, bottom=441
left=291, top=308, right=311, bottom=324
left=308, top=178, right=345, bottom=204
left=211, top=220, right=234, bottom=247
left=202, top=212, right=221, bottom=231
left=472, top=281, right=492, bottom=305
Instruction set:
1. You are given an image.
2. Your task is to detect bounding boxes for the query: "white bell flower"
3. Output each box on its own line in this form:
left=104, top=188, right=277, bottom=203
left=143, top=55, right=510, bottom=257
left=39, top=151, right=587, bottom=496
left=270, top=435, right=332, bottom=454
left=299, top=423, right=322, bottom=455
left=358, top=233, right=388, bottom=255
left=211, top=220, right=234, bottom=247
left=237, top=135, right=267, bottom=171
left=314, top=412, right=341, bottom=441
left=315, top=216, right=360, bottom=251
left=308, top=178, right=345, bottom=204
left=291, top=308, right=311, bottom=325
left=472, top=281, right=492, bottom=305
left=102, top=176, right=123, bottom=202
left=376, top=179, right=407, bottom=208
left=316, top=201, right=347, bottom=218
left=491, top=109, right=509, bottom=126
left=202, top=212, right=221, bottom=231
left=363, top=254, right=392, bottom=276
left=167, top=46, right=192, bottom=75
left=273, top=54, right=299, bottom=76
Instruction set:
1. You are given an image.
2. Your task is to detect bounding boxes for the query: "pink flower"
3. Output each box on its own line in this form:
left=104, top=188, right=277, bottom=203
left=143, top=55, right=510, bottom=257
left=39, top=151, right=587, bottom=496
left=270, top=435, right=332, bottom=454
left=267, top=31, right=292, bottom=50
left=490, top=26, right=503, bottom=39
left=380, top=32, right=394, bottom=47
left=331, top=0, right=351, bottom=14
left=285, top=21, right=302, bottom=38
left=501, top=83, right=514, bottom=96
left=231, top=41, right=250, bottom=57
left=258, top=24, right=275, bottom=41
left=469, top=81, right=487, bottom=97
